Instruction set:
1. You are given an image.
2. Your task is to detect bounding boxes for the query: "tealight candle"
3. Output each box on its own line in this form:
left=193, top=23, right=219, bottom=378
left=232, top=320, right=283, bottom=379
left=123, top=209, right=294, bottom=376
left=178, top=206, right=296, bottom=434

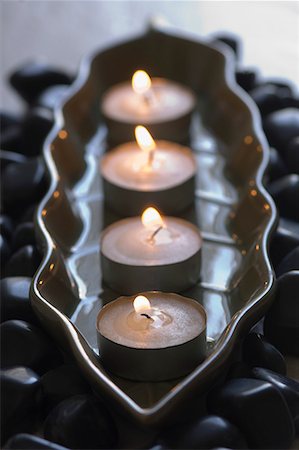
left=101, top=70, right=196, bottom=144
left=96, top=291, right=207, bottom=381
left=101, top=207, right=202, bottom=294
left=101, top=126, right=196, bottom=216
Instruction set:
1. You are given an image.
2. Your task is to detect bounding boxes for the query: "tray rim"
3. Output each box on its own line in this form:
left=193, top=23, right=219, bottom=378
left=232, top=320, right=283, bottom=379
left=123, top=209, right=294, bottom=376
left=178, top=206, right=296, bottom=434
left=31, top=23, right=278, bottom=427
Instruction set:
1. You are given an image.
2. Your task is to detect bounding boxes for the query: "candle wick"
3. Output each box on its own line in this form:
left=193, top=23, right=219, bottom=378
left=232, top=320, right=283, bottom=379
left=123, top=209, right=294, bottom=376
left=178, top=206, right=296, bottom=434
left=149, top=225, right=163, bottom=242
left=148, top=149, right=154, bottom=167
left=140, top=313, right=152, bottom=320
left=142, top=90, right=154, bottom=107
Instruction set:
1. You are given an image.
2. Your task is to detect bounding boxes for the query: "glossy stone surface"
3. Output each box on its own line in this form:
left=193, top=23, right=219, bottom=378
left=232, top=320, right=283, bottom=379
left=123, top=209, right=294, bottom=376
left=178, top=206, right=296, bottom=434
left=163, top=415, right=247, bottom=449
left=41, top=364, right=91, bottom=411
left=269, top=174, right=299, bottom=222
left=212, top=33, right=240, bottom=58
left=0, top=234, right=11, bottom=267
left=36, top=85, right=69, bottom=111
left=249, top=84, right=296, bottom=117
left=285, top=136, right=299, bottom=175
left=235, top=69, right=258, bottom=92
left=0, top=126, right=22, bottom=152
left=44, top=394, right=118, bottom=449
left=0, top=277, right=36, bottom=324
left=20, top=108, right=54, bottom=156
left=208, top=378, right=295, bottom=449
left=264, top=271, right=299, bottom=356
left=242, top=332, right=286, bottom=375
left=5, top=245, right=41, bottom=278
left=0, top=366, right=42, bottom=443
left=0, top=150, right=27, bottom=172
left=270, top=218, right=299, bottom=270
left=12, top=222, right=36, bottom=251
left=9, top=62, right=73, bottom=104
left=2, top=158, right=46, bottom=210
left=252, top=367, right=299, bottom=433
left=4, top=434, right=68, bottom=450
left=226, top=361, right=252, bottom=380
left=276, top=246, right=299, bottom=277
left=0, top=112, right=22, bottom=133
left=266, top=147, right=288, bottom=183
left=263, top=108, right=299, bottom=157
left=0, top=320, right=62, bottom=374
left=0, top=214, right=14, bottom=240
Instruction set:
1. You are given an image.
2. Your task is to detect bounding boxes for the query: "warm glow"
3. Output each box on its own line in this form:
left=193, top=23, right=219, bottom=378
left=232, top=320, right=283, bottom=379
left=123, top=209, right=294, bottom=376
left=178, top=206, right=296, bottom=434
left=135, top=126, right=156, bottom=153
left=133, top=295, right=151, bottom=313
left=132, top=70, right=151, bottom=95
left=141, top=207, right=164, bottom=229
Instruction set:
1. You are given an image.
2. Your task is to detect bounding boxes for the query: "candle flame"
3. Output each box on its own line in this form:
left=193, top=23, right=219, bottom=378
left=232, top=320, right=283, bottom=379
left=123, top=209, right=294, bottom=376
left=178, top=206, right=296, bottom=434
left=133, top=295, right=151, bottom=313
left=141, top=207, right=164, bottom=229
left=132, top=70, right=151, bottom=95
left=135, top=125, right=156, bottom=153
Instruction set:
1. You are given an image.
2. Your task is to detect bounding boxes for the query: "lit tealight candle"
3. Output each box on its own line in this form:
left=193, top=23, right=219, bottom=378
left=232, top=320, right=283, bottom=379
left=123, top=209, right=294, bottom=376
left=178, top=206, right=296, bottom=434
left=100, top=207, right=202, bottom=294
left=96, top=291, right=207, bottom=381
left=101, top=125, right=196, bottom=215
left=101, top=69, right=196, bottom=144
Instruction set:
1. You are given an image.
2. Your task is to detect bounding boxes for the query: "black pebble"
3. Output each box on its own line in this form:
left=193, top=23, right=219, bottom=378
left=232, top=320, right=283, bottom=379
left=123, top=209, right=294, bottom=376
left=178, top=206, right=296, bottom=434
left=0, top=112, right=22, bottom=133
left=212, top=33, right=241, bottom=59
left=264, top=271, right=299, bottom=356
left=0, top=126, right=22, bottom=153
left=270, top=218, right=299, bottom=270
left=164, top=415, right=247, bottom=449
left=44, top=394, right=118, bottom=449
left=0, top=320, right=62, bottom=374
left=249, top=84, right=296, bottom=117
left=262, top=78, right=295, bottom=94
left=5, top=245, right=41, bottom=278
left=9, top=62, right=73, bottom=104
left=242, top=332, right=286, bottom=375
left=4, top=434, right=68, bottom=450
left=11, top=222, right=36, bottom=251
left=0, top=150, right=27, bottom=172
left=0, top=277, right=37, bottom=324
left=20, top=107, right=54, bottom=156
left=226, top=361, right=252, bottom=380
left=0, top=214, right=14, bottom=240
left=36, top=85, right=70, bottom=110
left=276, top=246, right=299, bottom=277
left=2, top=158, right=46, bottom=214
left=0, top=366, right=42, bottom=444
left=208, top=378, right=295, bottom=449
left=41, top=364, right=91, bottom=412
left=235, top=69, right=258, bottom=92
left=0, top=234, right=11, bottom=268
left=268, top=174, right=299, bottom=222
left=285, top=136, right=299, bottom=175
left=263, top=108, right=299, bottom=158
left=266, top=147, right=288, bottom=183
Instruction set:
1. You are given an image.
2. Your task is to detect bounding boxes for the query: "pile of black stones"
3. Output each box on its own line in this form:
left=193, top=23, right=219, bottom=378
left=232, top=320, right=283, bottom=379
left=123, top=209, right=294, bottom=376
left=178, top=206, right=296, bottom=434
left=1, top=33, right=298, bottom=450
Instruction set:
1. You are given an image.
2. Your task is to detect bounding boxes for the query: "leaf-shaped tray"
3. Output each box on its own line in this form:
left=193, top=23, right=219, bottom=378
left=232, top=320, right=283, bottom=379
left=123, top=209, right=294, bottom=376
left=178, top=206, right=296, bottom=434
left=32, top=25, right=277, bottom=428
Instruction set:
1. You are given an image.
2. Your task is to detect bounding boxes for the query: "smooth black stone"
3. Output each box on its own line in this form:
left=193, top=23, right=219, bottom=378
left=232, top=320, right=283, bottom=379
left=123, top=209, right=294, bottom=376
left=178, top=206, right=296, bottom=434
left=242, top=333, right=286, bottom=375
left=2, top=158, right=46, bottom=211
left=19, top=205, right=36, bottom=224
left=0, top=234, right=11, bottom=267
left=0, top=112, right=22, bottom=133
left=44, top=394, right=118, bottom=449
left=264, top=271, right=299, bottom=356
left=249, top=84, right=296, bottom=117
left=20, top=108, right=54, bottom=156
left=263, top=108, right=299, bottom=158
left=268, top=174, right=299, bottom=222
left=36, top=85, right=70, bottom=110
left=276, top=246, right=299, bottom=277
left=164, top=415, right=247, bottom=449
left=235, top=69, right=258, bottom=92
left=0, top=366, right=42, bottom=443
left=9, top=62, right=73, bottom=104
left=252, top=367, right=299, bottom=433
left=41, top=364, right=91, bottom=411
left=285, top=136, right=299, bottom=175
left=212, top=33, right=240, bottom=58
left=0, top=277, right=37, bottom=324
left=4, top=434, right=68, bottom=450
left=0, top=320, right=62, bottom=374
left=5, top=245, right=41, bottom=278
left=0, top=150, right=27, bottom=172
left=208, top=378, right=295, bottom=449
left=12, top=222, right=36, bottom=251
left=0, top=126, right=22, bottom=152
left=266, top=147, right=288, bottom=183
left=226, top=361, right=252, bottom=380
left=270, top=218, right=299, bottom=270
left=0, top=214, right=14, bottom=240
left=262, top=78, right=295, bottom=94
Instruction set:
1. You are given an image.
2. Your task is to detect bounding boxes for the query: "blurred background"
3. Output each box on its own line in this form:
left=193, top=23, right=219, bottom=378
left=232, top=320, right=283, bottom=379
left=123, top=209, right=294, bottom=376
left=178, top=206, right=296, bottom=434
left=1, top=1, right=298, bottom=112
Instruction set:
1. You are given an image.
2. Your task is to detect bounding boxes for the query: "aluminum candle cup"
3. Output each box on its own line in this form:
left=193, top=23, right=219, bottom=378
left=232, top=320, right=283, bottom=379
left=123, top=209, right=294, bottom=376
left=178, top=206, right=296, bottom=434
left=96, top=292, right=207, bottom=381
left=101, top=70, right=196, bottom=144
left=100, top=207, right=202, bottom=294
left=100, top=127, right=197, bottom=216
